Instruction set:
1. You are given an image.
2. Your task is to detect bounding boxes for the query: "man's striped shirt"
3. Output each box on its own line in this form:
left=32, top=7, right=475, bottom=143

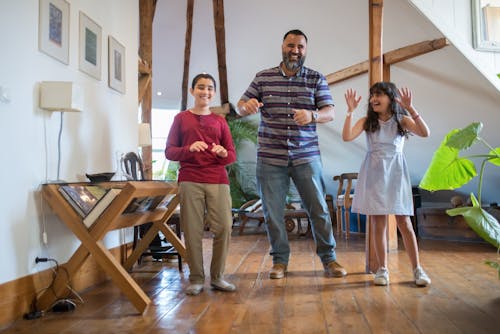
left=241, top=65, right=334, bottom=166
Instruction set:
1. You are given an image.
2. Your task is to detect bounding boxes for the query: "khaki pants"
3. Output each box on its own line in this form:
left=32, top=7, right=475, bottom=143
left=179, top=182, right=232, bottom=284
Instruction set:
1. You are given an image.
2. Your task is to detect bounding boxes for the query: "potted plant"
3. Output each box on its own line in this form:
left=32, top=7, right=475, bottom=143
left=419, top=122, right=500, bottom=277
left=225, top=112, right=259, bottom=208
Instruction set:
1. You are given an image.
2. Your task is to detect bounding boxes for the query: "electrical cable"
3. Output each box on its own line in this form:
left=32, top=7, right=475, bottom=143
left=56, top=112, right=64, bottom=181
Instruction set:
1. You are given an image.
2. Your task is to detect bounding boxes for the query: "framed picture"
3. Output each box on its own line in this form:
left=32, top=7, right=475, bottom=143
left=38, top=0, right=70, bottom=64
left=79, top=11, right=102, bottom=80
left=108, top=36, right=126, bottom=93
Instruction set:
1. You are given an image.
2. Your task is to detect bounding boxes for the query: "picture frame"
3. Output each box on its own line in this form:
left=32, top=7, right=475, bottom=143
left=79, top=11, right=102, bottom=80
left=38, top=0, right=70, bottom=64
left=472, top=0, right=500, bottom=52
left=108, top=36, right=126, bottom=93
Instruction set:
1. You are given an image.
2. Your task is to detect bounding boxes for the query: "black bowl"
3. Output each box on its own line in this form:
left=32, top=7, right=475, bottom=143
left=86, top=172, right=115, bottom=183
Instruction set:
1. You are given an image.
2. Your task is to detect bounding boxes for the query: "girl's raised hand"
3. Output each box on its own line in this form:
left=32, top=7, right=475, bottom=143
left=344, top=88, right=361, bottom=112
left=396, top=87, right=413, bottom=110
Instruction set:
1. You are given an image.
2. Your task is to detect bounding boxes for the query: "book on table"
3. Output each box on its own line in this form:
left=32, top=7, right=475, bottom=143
left=83, top=188, right=122, bottom=227
left=58, top=185, right=108, bottom=217
left=123, top=195, right=165, bottom=213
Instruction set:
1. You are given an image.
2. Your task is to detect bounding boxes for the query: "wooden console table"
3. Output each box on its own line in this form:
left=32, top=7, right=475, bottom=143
left=40, top=181, right=186, bottom=314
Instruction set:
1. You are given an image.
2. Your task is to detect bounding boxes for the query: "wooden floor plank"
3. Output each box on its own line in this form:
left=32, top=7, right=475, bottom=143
left=4, top=232, right=500, bottom=334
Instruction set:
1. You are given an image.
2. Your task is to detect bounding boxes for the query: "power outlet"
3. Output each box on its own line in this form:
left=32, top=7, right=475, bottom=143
left=35, top=257, right=48, bottom=263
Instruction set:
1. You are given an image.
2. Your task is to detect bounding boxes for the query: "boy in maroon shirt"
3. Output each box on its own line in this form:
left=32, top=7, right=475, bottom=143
left=165, top=73, right=236, bottom=295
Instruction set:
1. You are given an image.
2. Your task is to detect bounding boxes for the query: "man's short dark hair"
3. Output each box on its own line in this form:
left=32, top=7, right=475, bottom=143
left=283, top=29, right=308, bottom=42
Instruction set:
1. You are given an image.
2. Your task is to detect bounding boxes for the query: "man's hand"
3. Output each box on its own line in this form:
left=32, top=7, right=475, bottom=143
left=293, top=109, right=313, bottom=125
left=239, top=98, right=263, bottom=115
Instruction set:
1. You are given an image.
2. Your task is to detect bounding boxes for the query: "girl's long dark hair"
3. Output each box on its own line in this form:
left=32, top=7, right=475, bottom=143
left=364, top=82, right=408, bottom=137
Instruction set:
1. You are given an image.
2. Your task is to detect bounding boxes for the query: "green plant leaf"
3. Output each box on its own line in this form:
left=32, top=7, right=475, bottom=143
left=485, top=261, right=500, bottom=279
left=446, top=122, right=482, bottom=150
left=227, top=117, right=258, bottom=150
left=446, top=194, right=500, bottom=248
left=419, top=129, right=477, bottom=190
left=489, top=147, right=500, bottom=166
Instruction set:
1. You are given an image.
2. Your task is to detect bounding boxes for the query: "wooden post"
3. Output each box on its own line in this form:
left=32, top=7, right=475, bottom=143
left=365, top=0, right=398, bottom=273
left=139, top=0, right=157, bottom=180
left=181, top=0, right=194, bottom=111
left=369, top=0, right=383, bottom=86
left=213, top=0, right=229, bottom=104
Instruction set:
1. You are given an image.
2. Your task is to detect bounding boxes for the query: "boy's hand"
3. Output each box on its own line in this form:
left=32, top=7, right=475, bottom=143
left=189, top=141, right=209, bottom=152
left=211, top=143, right=228, bottom=158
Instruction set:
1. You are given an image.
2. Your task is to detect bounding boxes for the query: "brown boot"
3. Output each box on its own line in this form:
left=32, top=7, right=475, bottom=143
left=324, top=261, right=347, bottom=277
left=269, top=263, right=287, bottom=279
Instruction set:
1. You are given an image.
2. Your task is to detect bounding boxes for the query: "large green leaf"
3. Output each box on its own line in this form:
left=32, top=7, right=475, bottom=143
left=446, top=194, right=500, bottom=248
left=419, top=129, right=477, bottom=190
left=489, top=147, right=500, bottom=166
left=446, top=122, right=482, bottom=150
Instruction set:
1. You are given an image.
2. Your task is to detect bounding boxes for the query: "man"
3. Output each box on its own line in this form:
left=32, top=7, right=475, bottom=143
left=237, top=29, right=346, bottom=279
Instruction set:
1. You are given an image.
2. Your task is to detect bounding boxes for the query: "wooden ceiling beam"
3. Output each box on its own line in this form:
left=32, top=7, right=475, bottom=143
left=325, top=38, right=448, bottom=85
left=383, top=37, right=449, bottom=65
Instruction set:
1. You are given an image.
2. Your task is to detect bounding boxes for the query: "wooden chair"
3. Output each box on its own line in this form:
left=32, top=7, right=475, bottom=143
left=333, top=173, right=363, bottom=239
left=237, top=199, right=309, bottom=235
left=122, top=152, right=145, bottom=181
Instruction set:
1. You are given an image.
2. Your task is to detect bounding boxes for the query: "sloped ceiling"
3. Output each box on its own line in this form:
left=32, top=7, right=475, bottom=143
left=152, top=0, right=500, bottom=203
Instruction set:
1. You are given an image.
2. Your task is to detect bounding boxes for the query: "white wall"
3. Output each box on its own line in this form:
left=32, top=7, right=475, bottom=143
left=153, top=0, right=500, bottom=205
left=0, top=0, right=138, bottom=285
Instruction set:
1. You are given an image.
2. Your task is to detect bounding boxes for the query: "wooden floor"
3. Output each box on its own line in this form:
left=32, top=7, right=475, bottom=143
left=4, top=227, right=500, bottom=334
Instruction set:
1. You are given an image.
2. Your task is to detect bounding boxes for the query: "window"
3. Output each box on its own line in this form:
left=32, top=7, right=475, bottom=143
left=151, top=108, right=176, bottom=180
left=472, top=0, right=500, bottom=51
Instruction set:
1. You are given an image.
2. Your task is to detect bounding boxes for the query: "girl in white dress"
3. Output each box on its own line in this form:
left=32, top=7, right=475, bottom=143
left=342, top=82, right=431, bottom=287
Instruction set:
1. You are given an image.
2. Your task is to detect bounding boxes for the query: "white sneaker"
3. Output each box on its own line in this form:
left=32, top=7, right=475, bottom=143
left=374, top=267, right=389, bottom=286
left=414, top=267, right=431, bottom=286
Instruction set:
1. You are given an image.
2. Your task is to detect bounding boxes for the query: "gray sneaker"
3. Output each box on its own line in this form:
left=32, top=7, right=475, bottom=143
left=374, top=267, right=389, bottom=286
left=211, top=279, right=236, bottom=292
left=185, top=283, right=204, bottom=295
left=414, top=267, right=431, bottom=286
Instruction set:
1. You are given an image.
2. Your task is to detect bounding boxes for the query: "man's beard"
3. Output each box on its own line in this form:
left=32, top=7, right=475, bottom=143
left=282, top=52, right=305, bottom=72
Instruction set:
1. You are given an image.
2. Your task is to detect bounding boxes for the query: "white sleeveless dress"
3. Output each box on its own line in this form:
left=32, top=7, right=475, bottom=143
left=351, top=117, right=414, bottom=216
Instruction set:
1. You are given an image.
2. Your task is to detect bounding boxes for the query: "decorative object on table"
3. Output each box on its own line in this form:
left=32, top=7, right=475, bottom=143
left=85, top=172, right=115, bottom=183
left=39, top=81, right=83, bottom=182
left=38, top=0, right=70, bottom=64
left=108, top=36, right=126, bottom=93
left=79, top=11, right=102, bottom=80
left=419, top=122, right=500, bottom=277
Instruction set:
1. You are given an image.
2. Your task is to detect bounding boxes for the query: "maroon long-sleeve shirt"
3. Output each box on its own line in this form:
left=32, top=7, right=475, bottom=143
left=165, top=110, right=236, bottom=184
